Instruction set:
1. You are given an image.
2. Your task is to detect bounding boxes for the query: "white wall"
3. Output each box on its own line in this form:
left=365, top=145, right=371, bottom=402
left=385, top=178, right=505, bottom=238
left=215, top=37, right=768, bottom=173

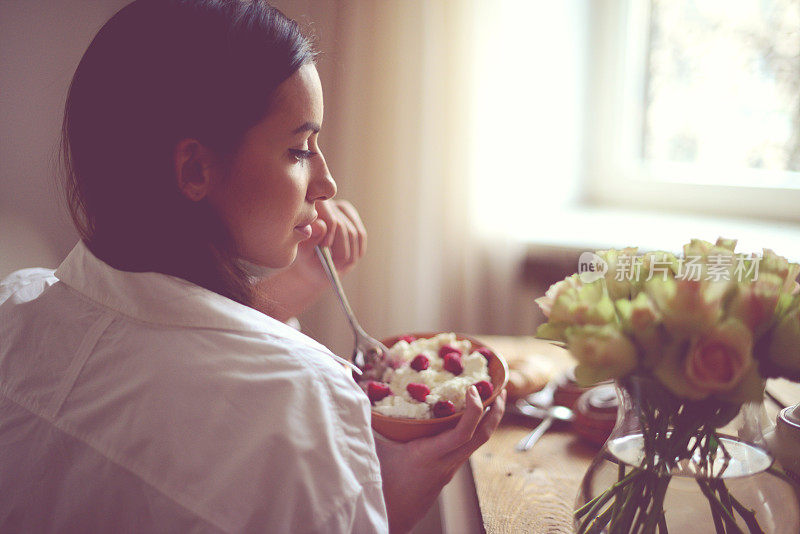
left=0, top=0, right=341, bottom=277
left=0, top=0, right=130, bottom=276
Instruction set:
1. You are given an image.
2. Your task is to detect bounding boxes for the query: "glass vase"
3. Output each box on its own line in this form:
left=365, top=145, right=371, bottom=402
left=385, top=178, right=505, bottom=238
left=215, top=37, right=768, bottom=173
left=574, top=376, right=800, bottom=533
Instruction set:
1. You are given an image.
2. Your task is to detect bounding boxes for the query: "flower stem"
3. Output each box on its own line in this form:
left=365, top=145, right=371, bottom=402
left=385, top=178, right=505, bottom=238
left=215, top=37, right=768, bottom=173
left=713, top=479, right=734, bottom=517
left=575, top=470, right=638, bottom=520
left=609, top=463, right=628, bottom=527
left=656, top=512, right=668, bottom=533
left=707, top=497, right=726, bottom=534
left=576, top=480, right=632, bottom=534
left=725, top=490, right=765, bottom=534
left=585, top=505, right=615, bottom=534
left=642, top=474, right=671, bottom=533
left=697, top=480, right=745, bottom=534
left=610, top=473, right=646, bottom=533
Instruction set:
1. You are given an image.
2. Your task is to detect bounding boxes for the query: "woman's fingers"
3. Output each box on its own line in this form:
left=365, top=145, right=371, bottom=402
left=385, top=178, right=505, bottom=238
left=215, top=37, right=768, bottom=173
left=424, top=386, right=485, bottom=454
left=449, top=390, right=506, bottom=461
left=336, top=200, right=367, bottom=259
left=330, top=213, right=355, bottom=264
left=310, top=199, right=367, bottom=272
left=315, top=199, right=339, bottom=248
left=374, top=389, right=506, bottom=534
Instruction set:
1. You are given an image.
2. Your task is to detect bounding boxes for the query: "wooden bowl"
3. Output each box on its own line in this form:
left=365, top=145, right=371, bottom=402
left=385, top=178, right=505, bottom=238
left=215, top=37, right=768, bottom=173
left=370, top=332, right=509, bottom=442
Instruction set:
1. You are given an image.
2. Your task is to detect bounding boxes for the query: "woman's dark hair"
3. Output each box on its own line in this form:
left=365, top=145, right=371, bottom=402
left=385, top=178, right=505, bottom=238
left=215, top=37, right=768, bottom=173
left=61, top=0, right=314, bottom=305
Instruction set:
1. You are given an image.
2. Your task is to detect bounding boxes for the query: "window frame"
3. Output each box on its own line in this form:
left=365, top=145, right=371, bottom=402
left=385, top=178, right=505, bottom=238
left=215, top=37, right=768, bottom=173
left=584, top=0, right=800, bottom=223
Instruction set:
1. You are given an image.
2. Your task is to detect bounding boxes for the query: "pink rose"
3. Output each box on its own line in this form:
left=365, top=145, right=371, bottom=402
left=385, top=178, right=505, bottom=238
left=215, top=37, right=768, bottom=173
left=684, top=320, right=753, bottom=396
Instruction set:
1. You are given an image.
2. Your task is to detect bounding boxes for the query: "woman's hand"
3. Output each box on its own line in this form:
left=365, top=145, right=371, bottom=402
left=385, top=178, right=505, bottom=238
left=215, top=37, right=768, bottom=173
left=375, top=387, right=507, bottom=534
left=251, top=199, right=367, bottom=322
left=294, top=199, right=367, bottom=282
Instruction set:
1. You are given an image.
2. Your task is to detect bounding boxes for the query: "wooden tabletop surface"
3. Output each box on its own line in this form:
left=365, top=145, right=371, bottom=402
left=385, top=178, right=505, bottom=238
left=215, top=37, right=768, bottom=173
left=469, top=335, right=800, bottom=534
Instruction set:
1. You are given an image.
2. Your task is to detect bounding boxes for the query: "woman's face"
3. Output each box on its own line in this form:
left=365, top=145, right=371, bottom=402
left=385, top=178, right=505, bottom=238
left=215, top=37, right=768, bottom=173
left=207, top=64, right=336, bottom=268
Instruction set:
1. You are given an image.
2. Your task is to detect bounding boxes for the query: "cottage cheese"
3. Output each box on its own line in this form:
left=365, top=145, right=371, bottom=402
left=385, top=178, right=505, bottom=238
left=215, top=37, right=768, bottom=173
left=371, top=333, right=492, bottom=419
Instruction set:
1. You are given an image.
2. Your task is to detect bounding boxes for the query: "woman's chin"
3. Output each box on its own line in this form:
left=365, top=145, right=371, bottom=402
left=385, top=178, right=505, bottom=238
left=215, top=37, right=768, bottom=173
left=241, top=240, right=302, bottom=271
left=241, top=250, right=295, bottom=271
left=276, top=246, right=300, bottom=269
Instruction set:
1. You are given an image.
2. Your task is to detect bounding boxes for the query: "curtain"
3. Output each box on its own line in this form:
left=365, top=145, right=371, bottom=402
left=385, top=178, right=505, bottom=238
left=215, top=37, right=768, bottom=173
left=273, top=0, right=585, bottom=358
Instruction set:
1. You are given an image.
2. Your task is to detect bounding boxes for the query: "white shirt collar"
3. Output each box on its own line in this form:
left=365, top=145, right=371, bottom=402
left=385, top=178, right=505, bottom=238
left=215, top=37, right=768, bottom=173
left=55, top=241, right=300, bottom=336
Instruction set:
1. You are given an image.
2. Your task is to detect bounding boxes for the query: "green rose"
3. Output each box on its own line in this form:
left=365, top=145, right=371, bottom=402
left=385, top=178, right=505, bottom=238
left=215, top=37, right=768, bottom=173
left=616, top=292, right=665, bottom=368
left=766, top=305, right=800, bottom=380
left=596, top=247, right=639, bottom=300
left=565, top=324, right=638, bottom=386
left=645, top=277, right=722, bottom=340
left=727, top=274, right=783, bottom=339
left=536, top=278, right=617, bottom=342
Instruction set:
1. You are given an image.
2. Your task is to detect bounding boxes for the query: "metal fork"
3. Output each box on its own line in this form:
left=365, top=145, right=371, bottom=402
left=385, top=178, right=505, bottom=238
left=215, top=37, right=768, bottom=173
left=315, top=246, right=388, bottom=374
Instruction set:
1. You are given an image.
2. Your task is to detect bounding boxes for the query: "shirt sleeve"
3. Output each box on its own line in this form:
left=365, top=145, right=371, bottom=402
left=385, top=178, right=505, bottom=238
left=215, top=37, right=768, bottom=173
left=230, top=342, right=388, bottom=533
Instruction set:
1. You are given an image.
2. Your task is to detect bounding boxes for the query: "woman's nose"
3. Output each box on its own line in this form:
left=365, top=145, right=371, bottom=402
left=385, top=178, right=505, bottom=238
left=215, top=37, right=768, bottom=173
left=307, top=155, right=337, bottom=202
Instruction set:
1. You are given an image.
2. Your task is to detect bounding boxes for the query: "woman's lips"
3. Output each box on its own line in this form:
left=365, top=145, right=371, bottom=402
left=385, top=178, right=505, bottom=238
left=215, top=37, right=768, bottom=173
left=294, top=224, right=313, bottom=239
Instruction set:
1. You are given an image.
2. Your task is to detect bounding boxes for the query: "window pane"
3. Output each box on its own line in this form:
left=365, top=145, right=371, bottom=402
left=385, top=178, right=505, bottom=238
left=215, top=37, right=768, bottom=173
left=643, top=0, right=800, bottom=184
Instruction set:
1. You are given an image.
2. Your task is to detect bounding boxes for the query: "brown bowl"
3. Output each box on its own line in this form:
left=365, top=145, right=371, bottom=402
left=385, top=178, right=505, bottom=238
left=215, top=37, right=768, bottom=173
left=370, top=332, right=509, bottom=442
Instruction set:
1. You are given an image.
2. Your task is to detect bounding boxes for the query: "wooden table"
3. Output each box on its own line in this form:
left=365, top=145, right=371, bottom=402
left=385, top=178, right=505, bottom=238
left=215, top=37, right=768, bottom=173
left=469, top=336, right=800, bottom=534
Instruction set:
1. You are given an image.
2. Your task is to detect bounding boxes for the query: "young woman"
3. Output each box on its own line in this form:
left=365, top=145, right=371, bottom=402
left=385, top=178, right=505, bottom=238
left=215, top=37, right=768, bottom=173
left=0, top=1, right=506, bottom=532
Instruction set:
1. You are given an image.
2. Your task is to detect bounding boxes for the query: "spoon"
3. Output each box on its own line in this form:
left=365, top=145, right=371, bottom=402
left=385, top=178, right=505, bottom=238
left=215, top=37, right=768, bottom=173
left=315, top=245, right=388, bottom=374
left=514, top=401, right=574, bottom=451
left=514, top=400, right=574, bottom=421
left=526, top=372, right=562, bottom=407
left=513, top=372, right=572, bottom=452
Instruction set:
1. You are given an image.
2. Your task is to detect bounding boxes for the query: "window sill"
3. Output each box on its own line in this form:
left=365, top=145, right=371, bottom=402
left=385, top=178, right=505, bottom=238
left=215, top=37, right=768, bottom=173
left=516, top=206, right=800, bottom=262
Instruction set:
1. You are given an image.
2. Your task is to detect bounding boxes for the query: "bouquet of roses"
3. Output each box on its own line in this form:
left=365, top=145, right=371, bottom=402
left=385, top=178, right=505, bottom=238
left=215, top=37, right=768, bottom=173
left=535, top=237, right=800, bottom=533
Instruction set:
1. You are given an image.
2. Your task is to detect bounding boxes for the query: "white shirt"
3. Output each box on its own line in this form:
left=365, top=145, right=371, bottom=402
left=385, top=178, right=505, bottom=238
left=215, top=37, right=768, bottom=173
left=0, top=241, right=388, bottom=533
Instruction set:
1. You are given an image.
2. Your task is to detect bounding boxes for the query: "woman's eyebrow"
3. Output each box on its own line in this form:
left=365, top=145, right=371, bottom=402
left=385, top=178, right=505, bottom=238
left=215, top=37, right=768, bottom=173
left=292, top=121, right=320, bottom=135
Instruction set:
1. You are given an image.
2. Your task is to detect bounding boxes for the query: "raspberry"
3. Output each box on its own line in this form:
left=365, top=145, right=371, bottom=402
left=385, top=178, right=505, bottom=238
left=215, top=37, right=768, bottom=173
left=406, top=382, right=431, bottom=402
left=473, top=380, right=494, bottom=401
left=367, top=382, right=391, bottom=403
left=398, top=335, right=417, bottom=344
left=442, top=352, right=463, bottom=375
left=476, top=347, right=493, bottom=361
left=438, top=345, right=462, bottom=358
left=433, top=400, right=456, bottom=418
left=410, top=354, right=429, bottom=371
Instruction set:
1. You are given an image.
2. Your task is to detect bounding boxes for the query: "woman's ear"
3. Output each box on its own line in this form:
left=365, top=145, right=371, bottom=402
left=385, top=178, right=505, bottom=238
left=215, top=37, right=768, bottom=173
left=174, top=138, right=218, bottom=202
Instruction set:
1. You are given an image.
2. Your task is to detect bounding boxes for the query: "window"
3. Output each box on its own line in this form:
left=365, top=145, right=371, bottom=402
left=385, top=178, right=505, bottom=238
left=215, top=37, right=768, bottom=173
left=587, top=0, right=800, bottom=221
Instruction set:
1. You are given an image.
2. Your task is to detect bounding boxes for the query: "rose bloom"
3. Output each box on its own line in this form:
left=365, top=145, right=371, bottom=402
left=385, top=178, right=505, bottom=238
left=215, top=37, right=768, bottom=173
left=535, top=274, right=582, bottom=318
left=565, top=325, right=638, bottom=386
left=785, top=263, right=800, bottom=294
left=768, top=308, right=800, bottom=377
left=646, top=277, right=722, bottom=339
left=596, top=247, right=638, bottom=300
left=728, top=275, right=782, bottom=336
left=684, top=320, right=754, bottom=397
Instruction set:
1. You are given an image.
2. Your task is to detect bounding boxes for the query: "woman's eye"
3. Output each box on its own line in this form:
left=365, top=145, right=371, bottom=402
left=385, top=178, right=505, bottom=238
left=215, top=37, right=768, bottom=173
left=289, top=149, right=317, bottom=162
